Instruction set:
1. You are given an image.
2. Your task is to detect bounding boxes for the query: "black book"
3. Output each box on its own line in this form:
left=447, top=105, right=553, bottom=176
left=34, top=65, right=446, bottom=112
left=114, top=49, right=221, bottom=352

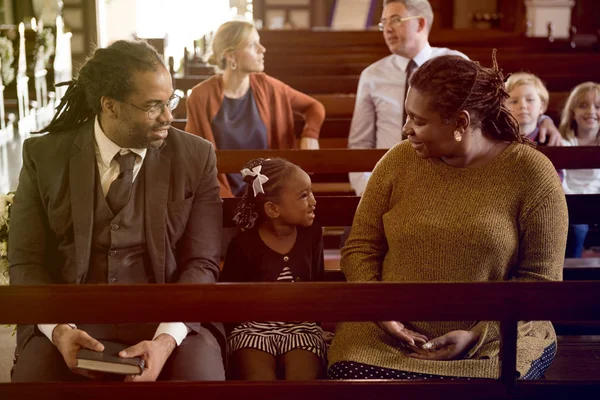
left=76, top=340, right=145, bottom=375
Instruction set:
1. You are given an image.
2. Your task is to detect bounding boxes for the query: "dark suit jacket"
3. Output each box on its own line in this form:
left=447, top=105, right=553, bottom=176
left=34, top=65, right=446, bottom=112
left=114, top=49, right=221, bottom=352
left=8, top=119, right=224, bottom=353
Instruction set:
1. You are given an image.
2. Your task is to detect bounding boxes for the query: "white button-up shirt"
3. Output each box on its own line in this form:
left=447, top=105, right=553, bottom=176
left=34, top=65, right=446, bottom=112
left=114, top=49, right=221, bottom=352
left=348, top=43, right=468, bottom=195
left=562, top=137, right=600, bottom=194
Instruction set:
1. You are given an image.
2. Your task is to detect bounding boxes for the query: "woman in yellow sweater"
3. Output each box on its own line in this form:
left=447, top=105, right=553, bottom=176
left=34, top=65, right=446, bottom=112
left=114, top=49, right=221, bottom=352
left=327, top=54, right=568, bottom=380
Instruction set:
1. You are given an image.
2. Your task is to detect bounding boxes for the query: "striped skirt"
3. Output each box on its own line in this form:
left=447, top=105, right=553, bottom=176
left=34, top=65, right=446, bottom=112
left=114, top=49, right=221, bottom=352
left=227, top=321, right=326, bottom=361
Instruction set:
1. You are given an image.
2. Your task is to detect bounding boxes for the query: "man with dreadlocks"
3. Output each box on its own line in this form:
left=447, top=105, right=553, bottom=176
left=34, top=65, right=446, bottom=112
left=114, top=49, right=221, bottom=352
left=8, top=40, right=225, bottom=382
left=328, top=54, right=568, bottom=380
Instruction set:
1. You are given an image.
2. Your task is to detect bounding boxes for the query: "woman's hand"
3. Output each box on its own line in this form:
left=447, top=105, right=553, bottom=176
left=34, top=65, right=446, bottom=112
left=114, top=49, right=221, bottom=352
left=300, top=137, right=319, bottom=149
left=377, top=321, right=428, bottom=347
left=409, top=330, right=478, bottom=360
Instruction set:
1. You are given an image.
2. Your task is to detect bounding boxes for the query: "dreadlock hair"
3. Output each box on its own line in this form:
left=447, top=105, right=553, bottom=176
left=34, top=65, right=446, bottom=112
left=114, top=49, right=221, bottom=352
left=233, top=158, right=302, bottom=230
left=409, top=50, right=532, bottom=147
left=36, top=40, right=165, bottom=134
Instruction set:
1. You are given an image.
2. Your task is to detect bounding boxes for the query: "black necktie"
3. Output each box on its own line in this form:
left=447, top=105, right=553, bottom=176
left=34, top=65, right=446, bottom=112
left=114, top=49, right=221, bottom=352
left=106, top=152, right=136, bottom=215
left=402, top=59, right=418, bottom=129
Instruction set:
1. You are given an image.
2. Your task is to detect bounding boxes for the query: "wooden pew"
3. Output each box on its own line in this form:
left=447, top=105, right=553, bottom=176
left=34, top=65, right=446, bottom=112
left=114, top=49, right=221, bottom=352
left=214, top=146, right=600, bottom=179
left=173, top=30, right=599, bottom=100
left=216, top=147, right=600, bottom=278
left=257, top=29, right=599, bottom=55
left=0, top=281, right=599, bottom=398
left=174, top=73, right=589, bottom=97
left=262, top=53, right=600, bottom=75
left=173, top=91, right=570, bottom=140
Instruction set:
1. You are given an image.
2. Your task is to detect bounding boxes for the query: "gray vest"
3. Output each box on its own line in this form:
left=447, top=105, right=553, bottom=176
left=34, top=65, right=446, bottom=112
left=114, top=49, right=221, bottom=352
left=85, top=166, right=153, bottom=284
left=79, top=166, right=157, bottom=343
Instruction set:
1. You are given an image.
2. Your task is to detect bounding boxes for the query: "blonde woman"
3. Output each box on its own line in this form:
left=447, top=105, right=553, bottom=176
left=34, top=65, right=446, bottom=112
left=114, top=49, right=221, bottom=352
left=185, top=21, right=325, bottom=198
left=559, top=82, right=600, bottom=257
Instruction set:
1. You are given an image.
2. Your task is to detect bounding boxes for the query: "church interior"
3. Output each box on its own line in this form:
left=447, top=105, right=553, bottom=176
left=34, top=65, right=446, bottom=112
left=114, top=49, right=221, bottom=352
left=0, top=0, right=599, bottom=396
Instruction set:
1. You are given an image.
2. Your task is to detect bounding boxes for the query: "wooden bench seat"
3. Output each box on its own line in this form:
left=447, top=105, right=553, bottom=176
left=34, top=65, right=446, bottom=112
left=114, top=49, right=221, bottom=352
left=1, top=282, right=599, bottom=398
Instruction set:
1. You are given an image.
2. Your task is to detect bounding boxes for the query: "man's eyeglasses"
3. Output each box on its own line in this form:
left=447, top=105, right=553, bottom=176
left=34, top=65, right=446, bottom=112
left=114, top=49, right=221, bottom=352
left=378, top=15, right=423, bottom=31
left=125, top=91, right=182, bottom=120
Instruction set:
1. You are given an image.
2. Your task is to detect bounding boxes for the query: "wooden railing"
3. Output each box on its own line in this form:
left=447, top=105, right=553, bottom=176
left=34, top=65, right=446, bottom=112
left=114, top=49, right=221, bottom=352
left=214, top=146, right=600, bottom=174
left=0, top=281, right=599, bottom=398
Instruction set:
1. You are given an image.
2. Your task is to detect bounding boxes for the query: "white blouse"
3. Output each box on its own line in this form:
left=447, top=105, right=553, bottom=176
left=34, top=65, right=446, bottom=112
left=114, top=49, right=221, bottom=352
left=561, top=137, right=600, bottom=194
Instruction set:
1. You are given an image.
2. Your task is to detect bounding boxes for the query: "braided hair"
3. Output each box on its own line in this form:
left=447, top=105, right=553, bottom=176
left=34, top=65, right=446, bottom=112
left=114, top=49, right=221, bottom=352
left=36, top=40, right=165, bottom=134
left=409, top=50, right=532, bottom=146
left=233, top=158, right=301, bottom=229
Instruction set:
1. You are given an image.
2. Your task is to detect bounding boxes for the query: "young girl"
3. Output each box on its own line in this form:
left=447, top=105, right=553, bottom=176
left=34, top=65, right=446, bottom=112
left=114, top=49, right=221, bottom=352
left=559, top=82, right=600, bottom=257
left=220, top=158, right=325, bottom=380
left=505, top=72, right=551, bottom=144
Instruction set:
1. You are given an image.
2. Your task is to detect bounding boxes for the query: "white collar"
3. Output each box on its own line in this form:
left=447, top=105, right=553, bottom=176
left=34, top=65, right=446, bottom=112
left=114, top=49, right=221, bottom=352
left=393, top=43, right=432, bottom=72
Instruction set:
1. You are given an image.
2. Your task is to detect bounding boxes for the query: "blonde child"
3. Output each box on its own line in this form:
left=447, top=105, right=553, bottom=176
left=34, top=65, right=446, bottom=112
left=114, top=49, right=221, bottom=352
left=559, top=82, right=600, bottom=257
left=505, top=72, right=551, bottom=144
left=220, top=158, right=325, bottom=380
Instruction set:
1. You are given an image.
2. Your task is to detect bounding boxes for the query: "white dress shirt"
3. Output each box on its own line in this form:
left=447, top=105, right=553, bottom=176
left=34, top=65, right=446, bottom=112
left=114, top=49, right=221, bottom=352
left=561, top=137, right=600, bottom=194
left=348, top=43, right=468, bottom=195
left=39, top=117, right=190, bottom=346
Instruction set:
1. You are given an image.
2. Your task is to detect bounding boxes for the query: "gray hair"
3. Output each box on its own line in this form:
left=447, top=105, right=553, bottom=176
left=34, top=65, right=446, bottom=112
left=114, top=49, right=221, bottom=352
left=384, top=0, right=434, bottom=33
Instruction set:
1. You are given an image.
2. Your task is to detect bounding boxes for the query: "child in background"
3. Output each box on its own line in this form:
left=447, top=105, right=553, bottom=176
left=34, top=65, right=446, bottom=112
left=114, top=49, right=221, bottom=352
left=559, top=82, right=600, bottom=257
left=220, top=158, right=325, bottom=380
left=505, top=72, right=552, bottom=144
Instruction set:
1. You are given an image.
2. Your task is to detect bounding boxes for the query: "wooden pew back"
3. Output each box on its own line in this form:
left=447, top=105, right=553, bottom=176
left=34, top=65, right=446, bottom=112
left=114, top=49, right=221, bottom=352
left=0, top=282, right=599, bottom=398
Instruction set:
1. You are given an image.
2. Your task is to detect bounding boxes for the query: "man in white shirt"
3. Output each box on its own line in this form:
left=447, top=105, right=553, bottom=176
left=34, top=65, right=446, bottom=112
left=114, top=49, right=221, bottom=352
left=9, top=40, right=224, bottom=382
left=349, top=0, right=561, bottom=195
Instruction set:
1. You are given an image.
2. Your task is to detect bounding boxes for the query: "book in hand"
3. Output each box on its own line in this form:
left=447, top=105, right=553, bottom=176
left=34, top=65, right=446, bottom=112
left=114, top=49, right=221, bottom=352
left=76, top=340, right=145, bottom=375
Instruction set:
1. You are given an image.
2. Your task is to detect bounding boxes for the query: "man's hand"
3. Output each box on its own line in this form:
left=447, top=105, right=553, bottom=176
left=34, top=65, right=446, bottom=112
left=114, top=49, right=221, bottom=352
left=538, top=118, right=562, bottom=146
left=52, top=324, right=105, bottom=379
left=120, top=333, right=176, bottom=382
left=377, top=321, right=428, bottom=347
left=409, top=330, right=478, bottom=360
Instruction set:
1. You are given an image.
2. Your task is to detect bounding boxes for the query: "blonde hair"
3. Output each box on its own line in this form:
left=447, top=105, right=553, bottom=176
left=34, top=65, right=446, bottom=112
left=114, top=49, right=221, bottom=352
left=505, top=72, right=549, bottom=113
left=559, top=82, right=600, bottom=140
left=207, top=21, right=255, bottom=70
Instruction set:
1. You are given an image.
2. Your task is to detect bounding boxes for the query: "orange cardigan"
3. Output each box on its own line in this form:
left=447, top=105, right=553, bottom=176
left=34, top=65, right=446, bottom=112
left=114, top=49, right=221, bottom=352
left=185, top=73, right=325, bottom=198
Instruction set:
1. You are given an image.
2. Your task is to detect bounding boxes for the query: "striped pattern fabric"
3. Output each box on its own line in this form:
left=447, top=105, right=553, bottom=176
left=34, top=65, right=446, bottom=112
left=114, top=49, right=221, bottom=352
left=227, top=267, right=325, bottom=360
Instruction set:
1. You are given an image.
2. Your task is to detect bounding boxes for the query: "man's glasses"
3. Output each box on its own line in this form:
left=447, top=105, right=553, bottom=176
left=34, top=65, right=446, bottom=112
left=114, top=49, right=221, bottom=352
left=125, top=91, right=182, bottom=120
left=378, top=15, right=423, bottom=31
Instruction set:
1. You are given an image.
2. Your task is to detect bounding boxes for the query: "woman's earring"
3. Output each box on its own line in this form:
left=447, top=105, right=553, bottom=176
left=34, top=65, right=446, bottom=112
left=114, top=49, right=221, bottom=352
left=454, top=130, right=463, bottom=142
left=230, top=60, right=237, bottom=70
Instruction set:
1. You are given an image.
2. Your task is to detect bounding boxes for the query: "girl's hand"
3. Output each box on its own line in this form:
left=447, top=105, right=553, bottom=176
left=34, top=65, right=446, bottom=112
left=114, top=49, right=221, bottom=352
left=377, top=321, right=428, bottom=347
left=408, top=330, right=478, bottom=360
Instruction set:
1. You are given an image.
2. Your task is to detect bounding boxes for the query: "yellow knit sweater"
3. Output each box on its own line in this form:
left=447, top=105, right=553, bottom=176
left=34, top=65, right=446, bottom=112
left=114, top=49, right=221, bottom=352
left=328, top=140, right=568, bottom=378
